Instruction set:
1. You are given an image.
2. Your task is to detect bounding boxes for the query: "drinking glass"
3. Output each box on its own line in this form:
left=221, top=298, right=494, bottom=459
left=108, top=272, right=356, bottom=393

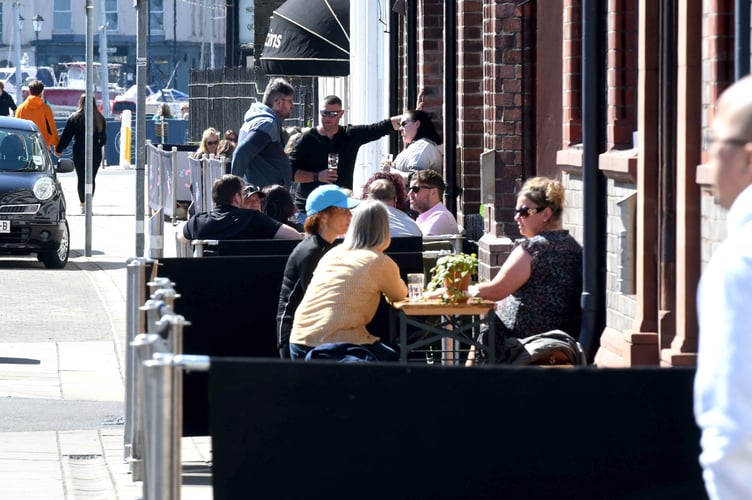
left=327, top=153, right=339, bottom=172
left=407, top=273, right=425, bottom=302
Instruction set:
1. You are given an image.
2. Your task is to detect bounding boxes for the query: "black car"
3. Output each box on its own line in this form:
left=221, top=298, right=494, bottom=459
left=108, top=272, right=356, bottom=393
left=0, top=117, right=74, bottom=269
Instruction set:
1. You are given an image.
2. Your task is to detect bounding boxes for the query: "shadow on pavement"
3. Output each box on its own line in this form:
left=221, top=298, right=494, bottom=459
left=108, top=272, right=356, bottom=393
left=0, top=357, right=41, bottom=365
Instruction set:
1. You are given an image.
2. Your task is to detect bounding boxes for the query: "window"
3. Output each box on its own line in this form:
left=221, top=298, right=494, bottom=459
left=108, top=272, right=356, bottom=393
left=0, top=5, right=4, bottom=43
left=54, top=0, right=72, bottom=32
left=105, top=0, right=118, bottom=32
left=150, top=0, right=164, bottom=33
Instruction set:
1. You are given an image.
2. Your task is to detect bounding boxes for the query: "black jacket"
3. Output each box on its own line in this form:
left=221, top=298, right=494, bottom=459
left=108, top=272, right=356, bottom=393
left=0, top=91, right=17, bottom=116
left=276, top=234, right=336, bottom=357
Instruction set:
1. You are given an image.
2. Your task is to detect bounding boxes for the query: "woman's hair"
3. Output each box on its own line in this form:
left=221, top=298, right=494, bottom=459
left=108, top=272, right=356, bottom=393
left=361, top=171, right=410, bottom=212
left=217, top=139, right=235, bottom=158
left=519, top=176, right=566, bottom=220
left=406, top=109, right=442, bottom=145
left=262, top=184, right=296, bottom=223
left=197, top=127, right=219, bottom=155
left=342, top=200, right=391, bottom=251
left=75, top=94, right=105, bottom=133
left=156, top=103, right=173, bottom=118
left=224, top=129, right=238, bottom=142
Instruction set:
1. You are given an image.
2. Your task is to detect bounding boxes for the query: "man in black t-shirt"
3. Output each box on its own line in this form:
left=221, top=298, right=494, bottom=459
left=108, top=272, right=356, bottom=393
left=178, top=175, right=301, bottom=242
left=288, top=95, right=401, bottom=224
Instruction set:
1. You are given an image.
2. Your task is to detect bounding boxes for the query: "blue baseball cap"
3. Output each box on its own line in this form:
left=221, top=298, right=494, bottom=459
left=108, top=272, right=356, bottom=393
left=306, top=185, right=361, bottom=216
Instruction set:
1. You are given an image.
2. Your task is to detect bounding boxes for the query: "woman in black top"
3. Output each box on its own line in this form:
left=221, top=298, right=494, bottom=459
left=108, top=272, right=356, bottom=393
left=56, top=94, right=106, bottom=213
left=276, top=185, right=360, bottom=358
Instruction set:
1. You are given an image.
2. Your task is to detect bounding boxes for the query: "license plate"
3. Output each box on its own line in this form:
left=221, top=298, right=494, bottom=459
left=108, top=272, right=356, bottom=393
left=0, top=220, right=9, bottom=233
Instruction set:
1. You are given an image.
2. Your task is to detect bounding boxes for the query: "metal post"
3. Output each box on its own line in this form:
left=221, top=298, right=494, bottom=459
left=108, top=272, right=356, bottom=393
left=129, top=332, right=168, bottom=482
left=85, top=0, right=95, bottom=255
left=99, top=0, right=111, bottom=119
left=136, top=0, right=148, bottom=256
left=142, top=352, right=181, bottom=500
left=124, top=257, right=152, bottom=462
left=12, top=3, right=22, bottom=106
left=139, top=354, right=209, bottom=498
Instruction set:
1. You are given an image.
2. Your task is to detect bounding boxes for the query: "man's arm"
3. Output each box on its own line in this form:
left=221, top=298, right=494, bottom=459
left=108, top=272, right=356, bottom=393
left=231, top=130, right=271, bottom=177
left=273, top=224, right=303, bottom=240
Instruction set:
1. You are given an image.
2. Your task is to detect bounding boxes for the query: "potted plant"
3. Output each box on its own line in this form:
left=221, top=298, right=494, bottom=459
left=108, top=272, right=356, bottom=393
left=428, top=252, right=479, bottom=303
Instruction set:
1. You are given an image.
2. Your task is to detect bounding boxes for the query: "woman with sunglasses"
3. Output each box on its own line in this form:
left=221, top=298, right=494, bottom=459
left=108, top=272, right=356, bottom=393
left=470, top=177, right=582, bottom=360
left=387, top=109, right=443, bottom=182
left=192, top=127, right=220, bottom=159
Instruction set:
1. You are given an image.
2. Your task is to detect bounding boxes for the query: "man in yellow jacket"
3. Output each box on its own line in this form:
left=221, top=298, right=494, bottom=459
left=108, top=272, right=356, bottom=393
left=16, top=79, right=59, bottom=149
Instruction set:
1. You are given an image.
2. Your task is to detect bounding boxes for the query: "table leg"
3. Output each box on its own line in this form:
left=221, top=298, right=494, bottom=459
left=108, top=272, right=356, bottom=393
left=399, top=311, right=408, bottom=363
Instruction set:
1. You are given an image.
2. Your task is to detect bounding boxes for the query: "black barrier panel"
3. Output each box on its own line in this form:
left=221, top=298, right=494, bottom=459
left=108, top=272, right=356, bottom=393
left=208, top=361, right=706, bottom=500
left=210, top=238, right=302, bottom=257
left=154, top=256, right=288, bottom=435
left=154, top=248, right=423, bottom=436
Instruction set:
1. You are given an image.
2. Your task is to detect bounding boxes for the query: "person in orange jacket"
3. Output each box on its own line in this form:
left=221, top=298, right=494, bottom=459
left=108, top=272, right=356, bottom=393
left=16, top=79, right=59, bottom=149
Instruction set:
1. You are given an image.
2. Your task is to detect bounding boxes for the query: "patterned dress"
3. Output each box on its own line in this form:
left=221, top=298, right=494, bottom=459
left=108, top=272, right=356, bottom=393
left=496, top=230, right=583, bottom=339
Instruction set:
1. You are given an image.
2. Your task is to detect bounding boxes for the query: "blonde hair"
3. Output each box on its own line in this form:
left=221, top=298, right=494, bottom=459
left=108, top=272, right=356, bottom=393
left=342, top=200, right=391, bottom=251
left=519, top=177, right=566, bottom=220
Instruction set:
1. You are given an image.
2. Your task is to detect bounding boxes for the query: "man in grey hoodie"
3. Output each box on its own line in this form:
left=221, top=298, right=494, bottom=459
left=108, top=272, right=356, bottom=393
left=231, top=78, right=295, bottom=188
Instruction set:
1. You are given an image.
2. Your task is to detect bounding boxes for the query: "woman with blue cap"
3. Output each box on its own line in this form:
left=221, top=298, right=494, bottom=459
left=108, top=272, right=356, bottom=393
left=276, top=185, right=360, bottom=358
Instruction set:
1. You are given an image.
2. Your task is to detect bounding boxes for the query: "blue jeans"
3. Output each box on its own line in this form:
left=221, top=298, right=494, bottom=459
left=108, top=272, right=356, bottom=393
left=295, top=210, right=307, bottom=227
left=290, top=343, right=312, bottom=360
left=290, top=341, right=398, bottom=361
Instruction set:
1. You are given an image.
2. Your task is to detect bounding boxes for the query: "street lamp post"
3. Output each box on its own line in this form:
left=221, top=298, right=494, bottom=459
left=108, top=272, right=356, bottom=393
left=13, top=3, right=23, bottom=104
left=32, top=15, right=44, bottom=67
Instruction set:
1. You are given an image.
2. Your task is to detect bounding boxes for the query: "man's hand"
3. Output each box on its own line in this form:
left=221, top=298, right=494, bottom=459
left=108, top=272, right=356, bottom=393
left=318, top=168, right=338, bottom=183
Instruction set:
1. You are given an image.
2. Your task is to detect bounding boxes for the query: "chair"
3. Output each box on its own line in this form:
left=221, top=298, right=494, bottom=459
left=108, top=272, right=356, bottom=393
left=0, top=135, right=27, bottom=171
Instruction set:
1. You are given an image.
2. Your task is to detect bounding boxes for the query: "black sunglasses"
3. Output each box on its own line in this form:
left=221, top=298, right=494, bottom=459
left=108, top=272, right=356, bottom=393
left=206, top=140, right=219, bottom=146
left=400, top=119, right=415, bottom=127
left=320, top=110, right=342, bottom=117
left=408, top=185, right=435, bottom=194
left=513, top=206, right=544, bottom=218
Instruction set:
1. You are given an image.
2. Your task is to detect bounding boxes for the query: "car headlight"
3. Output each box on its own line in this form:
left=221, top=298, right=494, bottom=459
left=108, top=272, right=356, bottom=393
left=33, top=176, right=56, bottom=201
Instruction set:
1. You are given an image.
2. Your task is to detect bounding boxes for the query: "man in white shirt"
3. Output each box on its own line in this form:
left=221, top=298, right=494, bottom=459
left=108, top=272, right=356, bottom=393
left=367, top=179, right=422, bottom=237
left=694, top=75, right=752, bottom=500
left=408, top=169, right=459, bottom=236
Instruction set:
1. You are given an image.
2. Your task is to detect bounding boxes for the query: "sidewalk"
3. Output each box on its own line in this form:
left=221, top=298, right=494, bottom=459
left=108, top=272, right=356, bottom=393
left=0, top=166, right=211, bottom=499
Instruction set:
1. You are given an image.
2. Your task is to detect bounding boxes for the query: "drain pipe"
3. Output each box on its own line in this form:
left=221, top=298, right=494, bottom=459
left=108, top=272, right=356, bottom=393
left=444, top=0, right=457, bottom=214
left=579, top=0, right=606, bottom=362
left=736, top=0, right=750, bottom=79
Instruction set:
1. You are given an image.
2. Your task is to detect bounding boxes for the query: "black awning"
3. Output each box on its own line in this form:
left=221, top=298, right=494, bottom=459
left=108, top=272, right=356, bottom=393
left=259, top=0, right=350, bottom=77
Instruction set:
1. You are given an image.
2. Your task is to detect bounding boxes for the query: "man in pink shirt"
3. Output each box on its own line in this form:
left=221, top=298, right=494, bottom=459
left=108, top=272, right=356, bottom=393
left=408, top=169, right=459, bottom=236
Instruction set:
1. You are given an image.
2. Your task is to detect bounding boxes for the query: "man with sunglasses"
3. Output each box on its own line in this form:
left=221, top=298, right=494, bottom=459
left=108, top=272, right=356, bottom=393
left=289, top=95, right=402, bottom=224
left=231, top=78, right=295, bottom=189
left=408, top=169, right=459, bottom=236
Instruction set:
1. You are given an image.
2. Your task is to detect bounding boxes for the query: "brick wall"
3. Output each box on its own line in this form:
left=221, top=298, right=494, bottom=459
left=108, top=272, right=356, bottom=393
left=563, top=0, right=582, bottom=148
left=606, top=0, right=637, bottom=149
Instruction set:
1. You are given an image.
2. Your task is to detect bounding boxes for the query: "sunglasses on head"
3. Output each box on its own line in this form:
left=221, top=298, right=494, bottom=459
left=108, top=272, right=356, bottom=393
left=513, top=206, right=544, bottom=218
left=408, top=185, right=434, bottom=194
left=206, top=140, right=219, bottom=146
left=320, top=110, right=342, bottom=117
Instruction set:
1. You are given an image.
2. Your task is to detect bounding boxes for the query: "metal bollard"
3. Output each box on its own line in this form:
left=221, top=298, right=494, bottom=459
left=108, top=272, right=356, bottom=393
left=142, top=352, right=181, bottom=500
left=156, top=310, right=190, bottom=358
left=124, top=258, right=153, bottom=465
left=128, top=333, right=169, bottom=482
left=140, top=354, right=209, bottom=500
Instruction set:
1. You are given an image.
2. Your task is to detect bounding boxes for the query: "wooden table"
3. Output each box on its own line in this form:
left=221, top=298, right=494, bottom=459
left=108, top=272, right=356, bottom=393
left=390, top=299, right=497, bottom=364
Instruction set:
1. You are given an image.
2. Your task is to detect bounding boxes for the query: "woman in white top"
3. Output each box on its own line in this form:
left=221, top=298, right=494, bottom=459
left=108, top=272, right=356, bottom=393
left=389, top=109, right=443, bottom=182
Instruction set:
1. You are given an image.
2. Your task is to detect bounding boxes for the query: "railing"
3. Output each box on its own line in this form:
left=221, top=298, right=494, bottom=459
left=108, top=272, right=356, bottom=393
left=146, top=143, right=228, bottom=258
left=125, top=259, right=196, bottom=499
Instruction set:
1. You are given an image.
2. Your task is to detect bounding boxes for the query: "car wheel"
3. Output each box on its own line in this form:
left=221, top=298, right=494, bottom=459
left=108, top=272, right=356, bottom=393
left=40, top=220, right=70, bottom=269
